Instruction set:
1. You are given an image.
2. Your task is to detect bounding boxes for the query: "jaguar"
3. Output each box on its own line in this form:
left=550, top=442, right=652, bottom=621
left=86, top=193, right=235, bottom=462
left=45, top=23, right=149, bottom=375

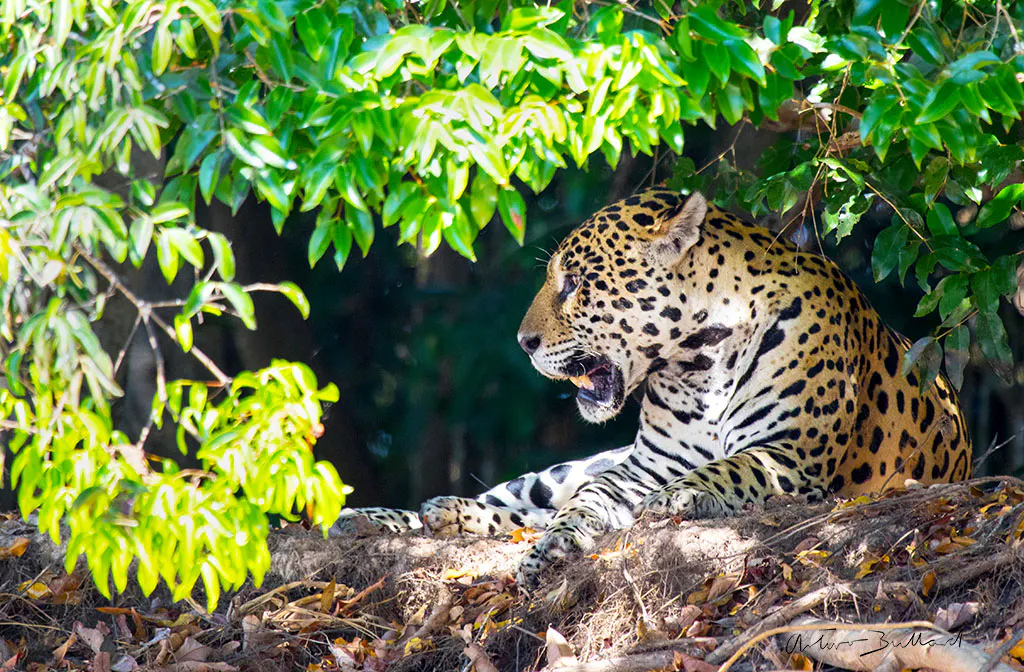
left=334, top=188, right=972, bottom=588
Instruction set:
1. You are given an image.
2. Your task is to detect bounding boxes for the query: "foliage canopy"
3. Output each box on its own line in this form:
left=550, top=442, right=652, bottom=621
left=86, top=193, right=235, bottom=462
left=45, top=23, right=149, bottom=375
left=0, top=0, right=1022, bottom=605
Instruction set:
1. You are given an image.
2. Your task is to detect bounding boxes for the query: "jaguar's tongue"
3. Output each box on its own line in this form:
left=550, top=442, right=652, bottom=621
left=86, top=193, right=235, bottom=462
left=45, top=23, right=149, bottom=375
left=569, top=374, right=594, bottom=390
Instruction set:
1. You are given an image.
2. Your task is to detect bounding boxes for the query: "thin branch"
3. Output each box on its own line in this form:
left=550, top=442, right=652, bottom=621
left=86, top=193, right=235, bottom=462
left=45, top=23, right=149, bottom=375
left=140, top=314, right=167, bottom=405
left=111, top=314, right=142, bottom=377
left=997, top=0, right=1022, bottom=51
left=864, top=181, right=934, bottom=252
left=74, top=245, right=231, bottom=385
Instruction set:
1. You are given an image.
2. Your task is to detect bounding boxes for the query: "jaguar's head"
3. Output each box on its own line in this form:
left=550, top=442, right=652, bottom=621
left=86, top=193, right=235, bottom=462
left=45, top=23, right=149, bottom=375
left=517, top=190, right=708, bottom=422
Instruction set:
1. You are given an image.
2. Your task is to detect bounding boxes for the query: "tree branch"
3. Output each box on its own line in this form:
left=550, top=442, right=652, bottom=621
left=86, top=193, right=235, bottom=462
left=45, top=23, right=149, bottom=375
left=75, top=245, right=231, bottom=386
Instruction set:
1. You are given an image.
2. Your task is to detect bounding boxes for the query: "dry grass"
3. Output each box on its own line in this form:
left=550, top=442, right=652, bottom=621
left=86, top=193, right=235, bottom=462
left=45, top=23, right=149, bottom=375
left=1, top=478, right=1023, bottom=670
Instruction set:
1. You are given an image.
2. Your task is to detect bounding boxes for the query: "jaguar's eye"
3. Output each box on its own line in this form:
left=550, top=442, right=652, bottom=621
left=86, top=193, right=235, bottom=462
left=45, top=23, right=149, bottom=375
left=560, top=273, right=580, bottom=300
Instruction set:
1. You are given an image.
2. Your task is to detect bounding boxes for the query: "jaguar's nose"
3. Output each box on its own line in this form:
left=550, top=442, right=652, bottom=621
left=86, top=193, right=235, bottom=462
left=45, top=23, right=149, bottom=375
left=518, top=333, right=541, bottom=354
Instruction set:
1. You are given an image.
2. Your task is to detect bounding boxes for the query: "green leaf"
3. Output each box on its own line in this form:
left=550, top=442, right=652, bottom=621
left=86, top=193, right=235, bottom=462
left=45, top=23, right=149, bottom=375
left=129, top=216, right=154, bottom=266
left=156, top=232, right=180, bottom=283
left=976, top=311, right=1013, bottom=366
left=915, top=81, right=960, bottom=124
left=52, top=0, right=72, bottom=48
left=502, top=6, right=564, bottom=30
left=705, top=42, right=731, bottom=84
left=443, top=206, right=477, bottom=262
left=470, top=173, right=497, bottom=228
left=333, top=215, right=353, bottom=269
left=590, top=5, right=623, bottom=42
left=716, top=83, right=746, bottom=125
left=944, top=325, right=969, bottom=390
left=219, top=283, right=257, bottom=330
left=276, top=282, right=310, bottom=319
left=269, top=33, right=294, bottom=81
left=724, top=39, right=765, bottom=85
left=183, top=0, right=223, bottom=43
left=152, top=22, right=173, bottom=75
left=497, top=188, right=526, bottom=245
left=151, top=203, right=191, bottom=225
left=871, top=222, right=908, bottom=282
left=224, top=129, right=266, bottom=169
left=198, top=152, right=222, bottom=206
left=175, top=20, right=198, bottom=58
left=347, top=207, right=374, bottom=256
left=383, top=183, right=417, bottom=228
left=859, top=92, right=899, bottom=147
left=970, top=260, right=1016, bottom=314
left=297, top=8, right=330, bottom=60
left=207, top=232, right=235, bottom=281
left=901, top=336, right=941, bottom=391
left=926, top=204, right=957, bottom=237
left=763, top=15, right=785, bottom=45
left=948, top=50, right=999, bottom=85
left=249, top=135, right=296, bottom=170
left=688, top=5, right=747, bottom=42
left=932, top=235, right=985, bottom=272
left=896, top=238, right=920, bottom=284
left=976, top=184, right=1024, bottom=229
left=164, top=228, right=204, bottom=268
left=309, top=211, right=333, bottom=268
left=905, top=27, right=944, bottom=66
left=174, top=314, right=194, bottom=352
left=937, top=274, right=968, bottom=320
left=923, top=157, right=949, bottom=205
left=226, top=106, right=271, bottom=136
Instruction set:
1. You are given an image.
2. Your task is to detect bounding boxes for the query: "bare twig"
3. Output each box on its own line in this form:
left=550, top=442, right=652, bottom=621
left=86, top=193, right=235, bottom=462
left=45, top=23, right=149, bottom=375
left=111, top=314, right=142, bottom=377
left=75, top=245, right=230, bottom=385
left=974, top=434, right=1019, bottom=472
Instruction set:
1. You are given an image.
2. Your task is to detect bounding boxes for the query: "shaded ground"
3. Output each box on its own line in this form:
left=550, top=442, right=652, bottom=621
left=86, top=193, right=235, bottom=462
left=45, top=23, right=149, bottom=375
left=2, top=477, right=1024, bottom=671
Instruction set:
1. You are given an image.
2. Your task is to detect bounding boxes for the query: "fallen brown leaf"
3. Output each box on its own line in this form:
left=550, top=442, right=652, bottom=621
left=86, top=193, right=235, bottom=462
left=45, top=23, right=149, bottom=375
left=464, top=643, right=499, bottom=672
left=0, top=537, right=28, bottom=559
left=921, top=570, right=937, bottom=597
left=74, top=621, right=107, bottom=655
left=545, top=626, right=578, bottom=669
left=671, top=650, right=718, bottom=672
left=935, top=602, right=980, bottom=630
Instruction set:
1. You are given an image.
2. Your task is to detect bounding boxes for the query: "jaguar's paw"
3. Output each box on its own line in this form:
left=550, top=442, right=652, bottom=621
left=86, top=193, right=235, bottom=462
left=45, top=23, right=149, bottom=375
left=636, top=485, right=713, bottom=519
left=420, top=496, right=490, bottom=537
left=516, top=526, right=583, bottom=589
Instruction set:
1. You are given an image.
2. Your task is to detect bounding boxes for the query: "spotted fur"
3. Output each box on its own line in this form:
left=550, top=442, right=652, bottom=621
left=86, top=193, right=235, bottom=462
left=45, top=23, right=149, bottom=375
left=335, top=189, right=972, bottom=588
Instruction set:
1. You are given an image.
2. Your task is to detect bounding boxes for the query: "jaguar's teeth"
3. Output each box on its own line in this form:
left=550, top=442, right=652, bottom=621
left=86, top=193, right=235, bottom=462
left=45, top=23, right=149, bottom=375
left=570, top=374, right=594, bottom=390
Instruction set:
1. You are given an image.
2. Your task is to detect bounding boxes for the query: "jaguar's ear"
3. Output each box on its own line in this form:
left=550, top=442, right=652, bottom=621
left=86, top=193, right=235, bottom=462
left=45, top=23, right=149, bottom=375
left=648, top=191, right=707, bottom=265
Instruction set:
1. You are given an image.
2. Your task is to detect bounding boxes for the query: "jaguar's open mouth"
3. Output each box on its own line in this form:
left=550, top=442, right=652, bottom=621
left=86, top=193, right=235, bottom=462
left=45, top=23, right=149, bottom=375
left=566, top=355, right=624, bottom=410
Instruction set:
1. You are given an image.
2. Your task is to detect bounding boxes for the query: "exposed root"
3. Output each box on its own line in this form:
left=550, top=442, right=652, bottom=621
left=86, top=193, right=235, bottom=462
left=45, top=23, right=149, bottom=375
left=778, top=617, right=1017, bottom=672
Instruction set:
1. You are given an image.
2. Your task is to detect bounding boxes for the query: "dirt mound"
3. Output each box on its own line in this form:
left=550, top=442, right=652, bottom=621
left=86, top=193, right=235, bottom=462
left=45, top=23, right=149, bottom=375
left=1, top=477, right=1024, bottom=671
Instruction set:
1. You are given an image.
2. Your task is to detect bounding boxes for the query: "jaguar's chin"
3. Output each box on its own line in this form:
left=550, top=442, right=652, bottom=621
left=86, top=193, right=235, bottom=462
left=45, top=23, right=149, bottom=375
left=565, top=355, right=626, bottom=423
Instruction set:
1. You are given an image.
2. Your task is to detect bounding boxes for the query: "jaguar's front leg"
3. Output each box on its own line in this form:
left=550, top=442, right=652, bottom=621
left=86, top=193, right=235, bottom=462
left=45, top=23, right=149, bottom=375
left=638, top=444, right=829, bottom=519
left=517, top=451, right=666, bottom=588
left=421, top=496, right=556, bottom=537
left=332, top=507, right=424, bottom=534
